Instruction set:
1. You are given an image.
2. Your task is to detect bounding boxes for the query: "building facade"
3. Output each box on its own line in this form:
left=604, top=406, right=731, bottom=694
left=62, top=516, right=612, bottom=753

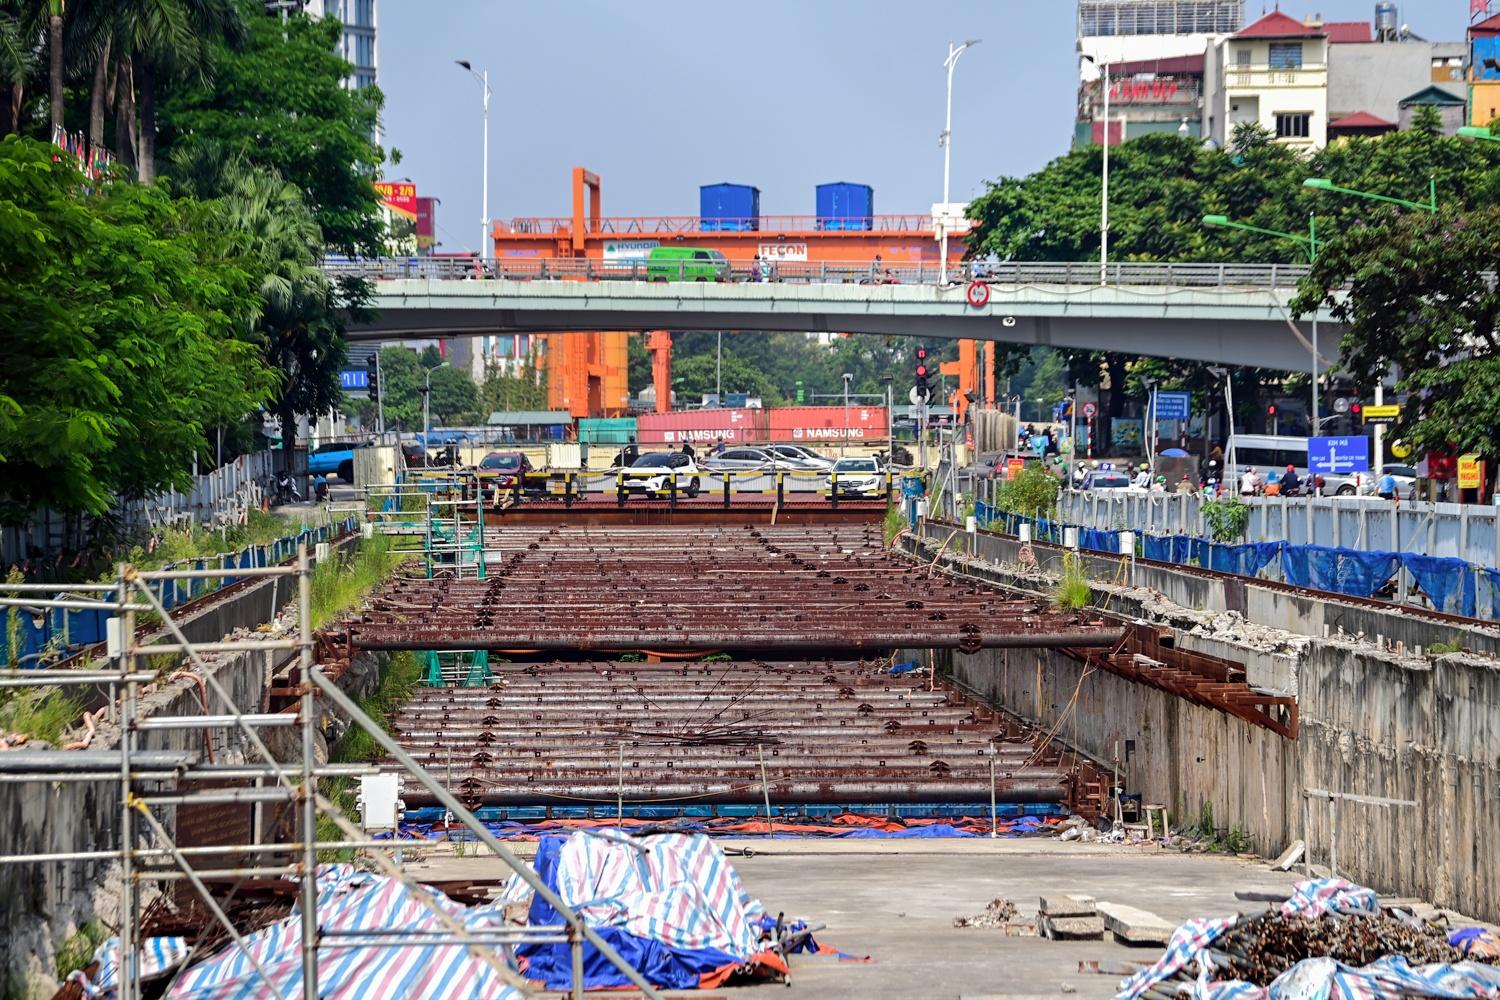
left=1470, top=11, right=1500, bottom=125
left=1206, top=12, right=1329, bottom=150
left=1076, top=0, right=1242, bottom=145
left=301, top=0, right=378, bottom=92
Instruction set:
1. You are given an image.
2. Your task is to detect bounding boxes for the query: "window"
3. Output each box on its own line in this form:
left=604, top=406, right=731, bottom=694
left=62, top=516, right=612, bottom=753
left=693, top=250, right=710, bottom=260
left=1235, top=48, right=1251, bottom=67
left=1275, top=112, right=1311, bottom=139
left=1268, top=43, right=1303, bottom=69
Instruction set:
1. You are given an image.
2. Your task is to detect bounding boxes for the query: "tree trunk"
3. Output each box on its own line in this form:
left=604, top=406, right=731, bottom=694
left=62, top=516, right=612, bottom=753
left=137, top=58, right=155, bottom=183
left=1102, top=353, right=1127, bottom=457
left=89, top=35, right=111, bottom=148
left=278, top=397, right=299, bottom=486
left=48, top=11, right=63, bottom=138
left=0, top=84, right=18, bottom=136
left=113, top=54, right=136, bottom=170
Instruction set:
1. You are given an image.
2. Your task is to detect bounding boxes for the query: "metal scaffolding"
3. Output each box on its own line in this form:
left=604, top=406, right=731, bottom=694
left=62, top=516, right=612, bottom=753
left=0, top=547, right=662, bottom=999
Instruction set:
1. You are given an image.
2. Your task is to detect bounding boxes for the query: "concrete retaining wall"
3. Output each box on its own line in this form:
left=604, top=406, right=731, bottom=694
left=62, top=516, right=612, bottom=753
left=904, top=526, right=1500, bottom=922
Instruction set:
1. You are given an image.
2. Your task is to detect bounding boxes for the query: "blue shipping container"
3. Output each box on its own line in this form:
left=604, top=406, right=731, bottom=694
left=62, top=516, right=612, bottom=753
left=815, top=182, right=875, bottom=231
left=700, top=183, right=760, bottom=232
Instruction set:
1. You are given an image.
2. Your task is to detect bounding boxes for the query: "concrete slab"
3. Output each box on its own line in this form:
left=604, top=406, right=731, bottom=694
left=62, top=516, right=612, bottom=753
left=408, top=840, right=1302, bottom=999
left=1040, top=894, right=1097, bottom=916
left=1096, top=902, right=1175, bottom=946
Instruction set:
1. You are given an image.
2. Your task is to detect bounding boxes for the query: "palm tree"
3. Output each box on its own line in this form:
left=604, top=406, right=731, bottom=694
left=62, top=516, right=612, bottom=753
left=0, top=1, right=41, bottom=136
left=46, top=0, right=61, bottom=135
left=72, top=0, right=244, bottom=179
left=170, top=144, right=342, bottom=468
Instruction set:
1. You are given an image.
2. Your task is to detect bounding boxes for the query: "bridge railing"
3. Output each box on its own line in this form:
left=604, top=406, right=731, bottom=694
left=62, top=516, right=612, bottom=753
left=321, top=256, right=1314, bottom=289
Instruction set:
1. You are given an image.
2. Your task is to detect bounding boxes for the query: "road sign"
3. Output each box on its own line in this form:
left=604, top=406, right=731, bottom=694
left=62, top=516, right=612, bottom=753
left=1458, top=454, right=1483, bottom=490
left=1081, top=401, right=1098, bottom=419
left=1154, top=391, right=1191, bottom=421
left=1361, top=404, right=1400, bottom=425
left=1308, top=436, right=1370, bottom=475
left=340, top=369, right=369, bottom=391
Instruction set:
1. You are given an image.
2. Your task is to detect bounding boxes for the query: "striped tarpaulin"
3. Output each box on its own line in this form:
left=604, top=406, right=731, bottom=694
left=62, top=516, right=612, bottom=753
left=79, top=866, right=525, bottom=999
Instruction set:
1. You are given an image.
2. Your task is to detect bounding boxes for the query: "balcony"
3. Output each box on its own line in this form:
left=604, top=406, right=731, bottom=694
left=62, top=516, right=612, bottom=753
left=1224, top=65, right=1327, bottom=89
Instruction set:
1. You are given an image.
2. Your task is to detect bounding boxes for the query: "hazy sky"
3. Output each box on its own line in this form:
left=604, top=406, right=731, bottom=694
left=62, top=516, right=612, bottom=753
left=379, top=1, right=1470, bottom=253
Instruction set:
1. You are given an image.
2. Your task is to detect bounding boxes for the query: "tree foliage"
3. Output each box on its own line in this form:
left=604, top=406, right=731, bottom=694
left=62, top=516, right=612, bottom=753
left=156, top=1, right=384, bottom=253
left=1295, top=207, right=1500, bottom=458
left=0, top=136, right=271, bottom=519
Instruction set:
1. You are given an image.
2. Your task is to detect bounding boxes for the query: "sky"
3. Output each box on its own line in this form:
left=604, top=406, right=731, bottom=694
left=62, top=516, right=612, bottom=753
left=378, top=0, right=1472, bottom=254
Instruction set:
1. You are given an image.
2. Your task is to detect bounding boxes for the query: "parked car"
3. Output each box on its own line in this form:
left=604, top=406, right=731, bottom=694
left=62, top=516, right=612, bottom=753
left=828, top=457, right=886, bottom=499
left=765, top=444, right=835, bottom=471
left=646, top=246, right=730, bottom=283
left=401, top=443, right=429, bottom=469
left=307, top=441, right=369, bottom=483
left=1080, top=470, right=1134, bottom=491
left=618, top=452, right=702, bottom=497
left=475, top=451, right=548, bottom=497
left=701, top=447, right=800, bottom=472
left=1321, top=464, right=1417, bottom=499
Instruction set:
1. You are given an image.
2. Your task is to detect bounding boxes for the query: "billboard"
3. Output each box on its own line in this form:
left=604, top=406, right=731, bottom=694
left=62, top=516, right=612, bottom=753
left=1308, top=436, right=1370, bottom=475
left=415, top=196, right=436, bottom=255
left=375, top=181, right=418, bottom=256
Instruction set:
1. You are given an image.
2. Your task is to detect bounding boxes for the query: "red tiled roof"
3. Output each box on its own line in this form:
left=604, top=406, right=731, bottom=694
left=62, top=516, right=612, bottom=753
left=1324, top=21, right=1373, bottom=43
left=1234, top=11, right=1327, bottom=39
left=1108, top=54, right=1206, bottom=76
left=1328, top=111, right=1396, bottom=129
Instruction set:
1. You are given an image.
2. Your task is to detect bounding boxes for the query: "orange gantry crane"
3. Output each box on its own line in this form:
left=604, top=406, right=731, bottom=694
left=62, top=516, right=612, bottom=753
left=488, top=168, right=983, bottom=419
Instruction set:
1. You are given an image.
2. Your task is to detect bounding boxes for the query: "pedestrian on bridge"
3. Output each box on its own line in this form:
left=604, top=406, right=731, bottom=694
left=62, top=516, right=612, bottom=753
left=681, top=440, right=696, bottom=460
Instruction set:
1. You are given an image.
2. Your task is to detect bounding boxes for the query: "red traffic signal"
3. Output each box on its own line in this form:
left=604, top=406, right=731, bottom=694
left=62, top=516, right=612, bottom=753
left=915, top=364, right=929, bottom=378
left=1267, top=404, right=1277, bottom=416
left=1350, top=402, right=1362, bottom=415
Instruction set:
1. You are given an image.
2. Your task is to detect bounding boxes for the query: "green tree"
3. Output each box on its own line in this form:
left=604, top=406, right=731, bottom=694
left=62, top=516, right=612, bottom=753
left=1294, top=207, right=1500, bottom=463
left=372, top=347, right=422, bottom=430
left=157, top=0, right=384, bottom=252
left=0, top=135, right=271, bottom=518
left=427, top=364, right=478, bottom=424
left=478, top=362, right=548, bottom=418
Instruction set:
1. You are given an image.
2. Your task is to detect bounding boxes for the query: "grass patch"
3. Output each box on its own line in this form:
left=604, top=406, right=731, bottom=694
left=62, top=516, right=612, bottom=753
left=316, top=650, right=422, bottom=860
left=0, top=687, right=85, bottom=744
left=310, top=535, right=399, bottom=630
left=1051, top=552, right=1092, bottom=611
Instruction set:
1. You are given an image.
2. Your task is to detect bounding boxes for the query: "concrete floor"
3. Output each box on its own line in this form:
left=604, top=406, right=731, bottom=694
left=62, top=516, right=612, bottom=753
left=410, top=839, right=1302, bottom=1000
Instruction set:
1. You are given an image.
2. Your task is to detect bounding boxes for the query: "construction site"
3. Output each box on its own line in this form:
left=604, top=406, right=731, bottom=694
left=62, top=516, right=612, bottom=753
left=1, top=464, right=1496, bottom=1000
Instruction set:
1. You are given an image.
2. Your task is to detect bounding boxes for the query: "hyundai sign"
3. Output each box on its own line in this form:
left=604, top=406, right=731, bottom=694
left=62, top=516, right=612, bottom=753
left=1308, top=436, right=1370, bottom=475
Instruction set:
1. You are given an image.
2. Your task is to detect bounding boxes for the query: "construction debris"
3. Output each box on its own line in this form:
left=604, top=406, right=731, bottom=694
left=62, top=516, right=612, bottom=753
left=1118, top=879, right=1500, bottom=1000
left=954, top=898, right=1031, bottom=932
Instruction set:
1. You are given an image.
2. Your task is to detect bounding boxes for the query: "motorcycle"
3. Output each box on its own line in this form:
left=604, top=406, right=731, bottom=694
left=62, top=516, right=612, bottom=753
left=275, top=472, right=303, bottom=506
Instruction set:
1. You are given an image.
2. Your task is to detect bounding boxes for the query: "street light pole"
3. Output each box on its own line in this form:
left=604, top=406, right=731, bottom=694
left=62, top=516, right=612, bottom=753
left=940, top=39, right=980, bottom=282
left=842, top=372, right=854, bottom=457
left=1202, top=212, right=1320, bottom=426
left=457, top=60, right=491, bottom=366
left=1100, top=59, right=1110, bottom=286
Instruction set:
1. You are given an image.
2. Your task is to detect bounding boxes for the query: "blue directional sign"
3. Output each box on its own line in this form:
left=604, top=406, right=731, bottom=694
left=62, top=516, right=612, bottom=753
left=1153, top=391, right=1192, bottom=421
left=340, top=369, right=369, bottom=391
left=1308, top=436, right=1369, bottom=475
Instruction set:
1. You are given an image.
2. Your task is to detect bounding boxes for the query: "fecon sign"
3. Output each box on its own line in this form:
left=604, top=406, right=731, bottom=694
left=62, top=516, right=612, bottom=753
left=758, top=243, right=808, bottom=262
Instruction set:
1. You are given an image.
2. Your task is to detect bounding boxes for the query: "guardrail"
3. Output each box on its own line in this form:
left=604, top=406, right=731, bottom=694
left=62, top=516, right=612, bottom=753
left=496, top=214, right=939, bottom=235
left=321, top=256, right=1315, bottom=290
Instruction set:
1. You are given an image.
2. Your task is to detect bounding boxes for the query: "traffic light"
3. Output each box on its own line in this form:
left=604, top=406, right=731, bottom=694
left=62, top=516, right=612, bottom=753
left=366, top=353, right=379, bottom=402
left=1350, top=402, right=1362, bottom=418
left=914, top=345, right=931, bottom=400
left=1267, top=404, right=1277, bottom=417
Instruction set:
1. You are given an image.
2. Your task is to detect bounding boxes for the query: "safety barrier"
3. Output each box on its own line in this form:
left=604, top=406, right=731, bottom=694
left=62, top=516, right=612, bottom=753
left=320, top=256, right=1314, bottom=290
left=401, top=466, right=897, bottom=507
left=977, top=503, right=1500, bottom=620
left=0, top=516, right=357, bottom=668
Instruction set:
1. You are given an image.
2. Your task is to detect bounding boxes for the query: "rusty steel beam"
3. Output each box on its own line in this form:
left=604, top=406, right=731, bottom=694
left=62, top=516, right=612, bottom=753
left=376, top=659, right=1111, bottom=815
left=345, top=524, right=1124, bottom=655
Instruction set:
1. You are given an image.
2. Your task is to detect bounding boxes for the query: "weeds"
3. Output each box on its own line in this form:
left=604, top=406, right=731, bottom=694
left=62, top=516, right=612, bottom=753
left=55, top=920, right=109, bottom=978
left=1429, top=639, right=1463, bottom=655
left=1202, top=496, right=1251, bottom=543
left=883, top=505, right=906, bottom=546
left=310, top=535, right=398, bottom=630
left=1051, top=553, right=1092, bottom=611
left=0, top=687, right=84, bottom=744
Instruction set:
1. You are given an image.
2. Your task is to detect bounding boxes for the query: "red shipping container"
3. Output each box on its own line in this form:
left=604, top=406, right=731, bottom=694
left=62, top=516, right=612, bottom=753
left=767, top=406, right=889, bottom=443
left=637, top=408, right=769, bottom=445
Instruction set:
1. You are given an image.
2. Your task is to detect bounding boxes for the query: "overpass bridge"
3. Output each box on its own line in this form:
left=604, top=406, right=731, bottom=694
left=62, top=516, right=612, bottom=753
left=336, top=257, right=1339, bottom=372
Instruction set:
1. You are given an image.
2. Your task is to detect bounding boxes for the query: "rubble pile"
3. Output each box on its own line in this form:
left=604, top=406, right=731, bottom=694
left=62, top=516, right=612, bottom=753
left=954, top=898, right=1020, bottom=929
left=1118, top=880, right=1500, bottom=1000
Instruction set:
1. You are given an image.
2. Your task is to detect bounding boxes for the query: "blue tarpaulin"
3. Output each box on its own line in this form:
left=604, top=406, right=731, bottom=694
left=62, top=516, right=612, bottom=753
left=1143, top=535, right=1194, bottom=563
left=1192, top=540, right=1283, bottom=577
left=1282, top=545, right=1400, bottom=599
left=1402, top=554, right=1477, bottom=617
